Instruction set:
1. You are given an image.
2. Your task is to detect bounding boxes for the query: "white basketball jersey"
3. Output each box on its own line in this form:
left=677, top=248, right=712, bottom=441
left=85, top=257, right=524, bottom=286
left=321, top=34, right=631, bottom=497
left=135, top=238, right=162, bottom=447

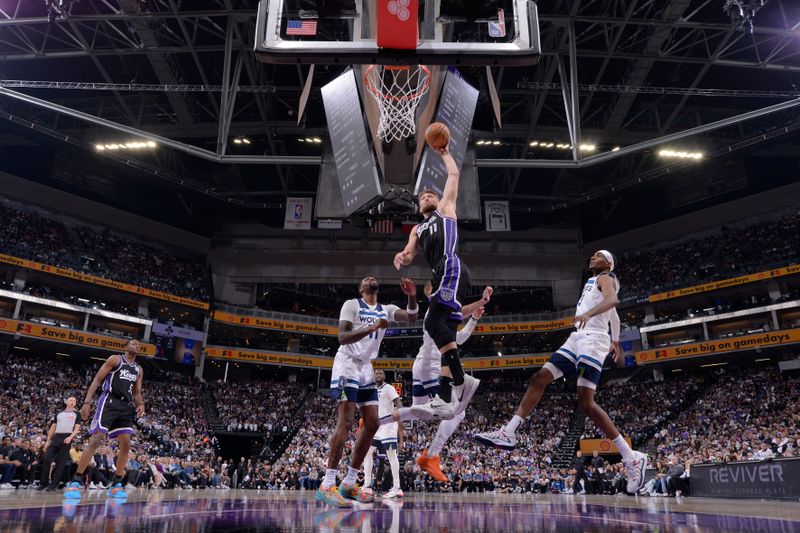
left=337, top=298, right=399, bottom=362
left=377, top=382, right=399, bottom=437
left=576, top=273, right=619, bottom=333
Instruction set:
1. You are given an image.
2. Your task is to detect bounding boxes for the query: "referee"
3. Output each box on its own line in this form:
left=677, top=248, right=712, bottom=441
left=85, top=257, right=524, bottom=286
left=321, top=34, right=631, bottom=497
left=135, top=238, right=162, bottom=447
left=39, top=396, right=82, bottom=491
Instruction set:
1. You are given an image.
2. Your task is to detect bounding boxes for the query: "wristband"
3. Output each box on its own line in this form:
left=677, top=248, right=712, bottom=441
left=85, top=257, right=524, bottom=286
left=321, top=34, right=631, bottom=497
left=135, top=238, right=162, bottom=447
left=469, top=316, right=478, bottom=322
left=406, top=306, right=418, bottom=315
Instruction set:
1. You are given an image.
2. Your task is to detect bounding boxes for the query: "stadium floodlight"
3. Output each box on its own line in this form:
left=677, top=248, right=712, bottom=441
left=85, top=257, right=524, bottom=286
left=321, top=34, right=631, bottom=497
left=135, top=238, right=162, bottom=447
left=492, top=140, right=501, bottom=145
left=96, top=140, right=157, bottom=152
left=529, top=141, right=538, bottom=147
left=659, top=149, right=704, bottom=160
left=612, top=146, right=621, bottom=152
left=580, top=144, right=597, bottom=151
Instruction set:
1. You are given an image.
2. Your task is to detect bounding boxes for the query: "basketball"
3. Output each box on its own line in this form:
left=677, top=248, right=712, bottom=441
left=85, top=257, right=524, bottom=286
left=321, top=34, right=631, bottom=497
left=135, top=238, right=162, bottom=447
left=425, top=122, right=450, bottom=149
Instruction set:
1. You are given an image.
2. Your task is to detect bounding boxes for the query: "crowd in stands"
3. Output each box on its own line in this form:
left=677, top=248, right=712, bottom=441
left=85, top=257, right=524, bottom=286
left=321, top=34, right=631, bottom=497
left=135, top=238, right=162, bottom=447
left=617, top=210, right=800, bottom=301
left=649, top=368, right=800, bottom=466
left=0, top=200, right=209, bottom=302
left=582, top=377, right=704, bottom=446
left=211, top=379, right=312, bottom=433
left=2, top=346, right=799, bottom=497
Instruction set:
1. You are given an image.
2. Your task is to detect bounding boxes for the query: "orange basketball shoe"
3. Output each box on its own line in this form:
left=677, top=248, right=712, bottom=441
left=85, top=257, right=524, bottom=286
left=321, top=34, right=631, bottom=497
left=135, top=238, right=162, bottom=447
left=416, top=449, right=447, bottom=482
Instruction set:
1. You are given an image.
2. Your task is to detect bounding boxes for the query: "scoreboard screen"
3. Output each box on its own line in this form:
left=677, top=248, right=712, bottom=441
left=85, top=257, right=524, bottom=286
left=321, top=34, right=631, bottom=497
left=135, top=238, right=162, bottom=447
left=320, top=68, right=383, bottom=217
left=413, top=68, right=481, bottom=221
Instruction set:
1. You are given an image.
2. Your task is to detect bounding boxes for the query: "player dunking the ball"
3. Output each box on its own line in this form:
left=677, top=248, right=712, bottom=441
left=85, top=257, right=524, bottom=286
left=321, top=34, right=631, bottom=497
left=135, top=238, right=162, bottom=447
left=394, top=132, right=481, bottom=421
left=474, top=251, right=649, bottom=494
left=65, top=339, right=144, bottom=499
left=316, top=277, right=418, bottom=507
left=376, top=281, right=492, bottom=483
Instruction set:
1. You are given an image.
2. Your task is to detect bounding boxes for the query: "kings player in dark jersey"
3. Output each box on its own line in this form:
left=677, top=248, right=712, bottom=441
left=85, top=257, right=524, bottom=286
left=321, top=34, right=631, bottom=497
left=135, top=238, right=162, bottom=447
left=65, top=339, right=144, bottom=499
left=393, top=143, right=480, bottom=421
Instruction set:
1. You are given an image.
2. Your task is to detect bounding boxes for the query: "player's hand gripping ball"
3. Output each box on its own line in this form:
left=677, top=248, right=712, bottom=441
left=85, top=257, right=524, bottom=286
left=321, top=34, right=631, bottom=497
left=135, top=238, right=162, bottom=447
left=425, top=122, right=450, bottom=149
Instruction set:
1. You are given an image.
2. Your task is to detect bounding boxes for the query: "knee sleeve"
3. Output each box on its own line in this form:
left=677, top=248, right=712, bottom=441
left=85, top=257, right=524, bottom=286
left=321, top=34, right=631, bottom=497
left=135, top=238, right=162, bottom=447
left=439, top=376, right=453, bottom=402
left=441, top=348, right=464, bottom=385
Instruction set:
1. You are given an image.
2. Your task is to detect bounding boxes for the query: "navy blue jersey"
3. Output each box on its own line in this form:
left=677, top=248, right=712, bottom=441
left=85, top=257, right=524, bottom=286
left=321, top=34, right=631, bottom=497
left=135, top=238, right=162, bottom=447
left=102, top=355, right=140, bottom=402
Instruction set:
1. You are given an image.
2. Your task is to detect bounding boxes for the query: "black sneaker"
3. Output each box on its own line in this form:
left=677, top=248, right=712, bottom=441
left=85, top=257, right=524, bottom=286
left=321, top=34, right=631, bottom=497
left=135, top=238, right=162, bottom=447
left=36, top=485, right=48, bottom=491
left=44, top=486, right=58, bottom=492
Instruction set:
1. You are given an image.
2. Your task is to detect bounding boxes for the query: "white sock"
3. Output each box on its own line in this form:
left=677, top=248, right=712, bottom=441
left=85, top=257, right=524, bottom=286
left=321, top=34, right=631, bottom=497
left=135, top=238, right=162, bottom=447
left=342, top=466, right=360, bottom=486
left=612, top=435, right=635, bottom=461
left=321, top=469, right=338, bottom=489
left=504, top=415, right=524, bottom=435
left=387, top=448, right=400, bottom=490
left=428, top=412, right=465, bottom=457
left=363, top=448, right=375, bottom=488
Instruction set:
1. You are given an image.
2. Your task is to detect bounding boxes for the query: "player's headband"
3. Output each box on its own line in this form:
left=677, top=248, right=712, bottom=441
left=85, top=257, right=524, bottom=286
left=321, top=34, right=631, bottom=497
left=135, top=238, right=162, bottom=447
left=597, top=249, right=615, bottom=272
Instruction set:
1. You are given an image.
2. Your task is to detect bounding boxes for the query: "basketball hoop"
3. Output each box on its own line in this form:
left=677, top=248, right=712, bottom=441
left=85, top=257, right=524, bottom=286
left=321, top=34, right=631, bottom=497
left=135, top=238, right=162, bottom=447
left=365, top=65, right=431, bottom=142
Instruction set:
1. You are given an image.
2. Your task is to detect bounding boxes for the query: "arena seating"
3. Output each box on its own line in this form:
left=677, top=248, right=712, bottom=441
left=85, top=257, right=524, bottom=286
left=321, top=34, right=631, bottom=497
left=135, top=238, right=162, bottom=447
left=2, top=348, right=798, bottom=494
left=0, top=201, right=209, bottom=302
left=617, top=210, right=800, bottom=302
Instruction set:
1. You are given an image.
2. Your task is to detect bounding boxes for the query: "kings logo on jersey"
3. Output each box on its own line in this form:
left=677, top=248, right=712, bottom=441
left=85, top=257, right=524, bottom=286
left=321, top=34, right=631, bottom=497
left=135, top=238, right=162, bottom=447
left=119, top=368, right=138, bottom=382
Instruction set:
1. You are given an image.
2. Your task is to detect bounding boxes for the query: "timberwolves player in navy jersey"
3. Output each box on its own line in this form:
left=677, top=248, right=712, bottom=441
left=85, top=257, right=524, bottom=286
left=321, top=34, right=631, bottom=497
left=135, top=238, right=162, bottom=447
left=66, top=339, right=144, bottom=499
left=393, top=143, right=480, bottom=421
left=475, top=251, right=649, bottom=494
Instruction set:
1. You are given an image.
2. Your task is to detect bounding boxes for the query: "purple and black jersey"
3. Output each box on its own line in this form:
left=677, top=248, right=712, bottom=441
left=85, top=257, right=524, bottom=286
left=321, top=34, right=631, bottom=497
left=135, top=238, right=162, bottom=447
left=102, top=355, right=140, bottom=402
left=416, top=210, right=471, bottom=314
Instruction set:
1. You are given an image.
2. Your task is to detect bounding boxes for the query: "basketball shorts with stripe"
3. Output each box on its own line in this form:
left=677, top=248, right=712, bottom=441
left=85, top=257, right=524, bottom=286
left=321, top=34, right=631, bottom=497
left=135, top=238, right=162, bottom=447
left=412, top=353, right=440, bottom=401
left=330, top=352, right=379, bottom=407
left=543, top=331, right=611, bottom=390
left=88, top=395, right=136, bottom=438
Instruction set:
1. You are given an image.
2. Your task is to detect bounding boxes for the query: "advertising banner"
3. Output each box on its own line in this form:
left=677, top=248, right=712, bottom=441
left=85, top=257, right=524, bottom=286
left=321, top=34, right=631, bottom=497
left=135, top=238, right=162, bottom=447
left=690, top=458, right=800, bottom=500
left=0, top=318, right=155, bottom=356
left=636, top=329, right=800, bottom=364
left=0, top=253, right=209, bottom=310
left=212, top=310, right=339, bottom=336
left=204, top=345, right=550, bottom=370
left=580, top=437, right=632, bottom=455
left=648, top=263, right=800, bottom=302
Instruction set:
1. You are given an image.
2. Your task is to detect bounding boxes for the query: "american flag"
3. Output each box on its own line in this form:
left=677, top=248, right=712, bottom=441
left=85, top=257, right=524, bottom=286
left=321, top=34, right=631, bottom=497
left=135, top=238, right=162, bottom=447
left=371, top=220, right=395, bottom=234
left=286, top=19, right=317, bottom=36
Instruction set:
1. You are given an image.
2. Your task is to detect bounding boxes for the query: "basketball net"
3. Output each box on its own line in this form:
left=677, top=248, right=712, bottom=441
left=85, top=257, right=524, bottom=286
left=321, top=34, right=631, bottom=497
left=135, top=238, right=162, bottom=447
left=365, top=65, right=431, bottom=142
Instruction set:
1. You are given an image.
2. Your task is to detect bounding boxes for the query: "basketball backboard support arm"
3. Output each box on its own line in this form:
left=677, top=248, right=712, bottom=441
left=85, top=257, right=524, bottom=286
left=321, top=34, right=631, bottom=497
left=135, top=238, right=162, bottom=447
left=254, top=0, right=541, bottom=66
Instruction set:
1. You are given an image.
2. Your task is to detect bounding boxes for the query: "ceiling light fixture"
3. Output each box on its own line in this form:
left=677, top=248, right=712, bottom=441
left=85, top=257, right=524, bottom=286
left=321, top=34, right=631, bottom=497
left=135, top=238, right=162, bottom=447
left=658, top=149, right=704, bottom=159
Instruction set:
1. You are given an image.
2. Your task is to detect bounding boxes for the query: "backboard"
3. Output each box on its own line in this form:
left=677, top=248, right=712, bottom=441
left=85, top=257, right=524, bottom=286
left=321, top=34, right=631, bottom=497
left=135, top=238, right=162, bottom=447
left=254, top=0, right=540, bottom=65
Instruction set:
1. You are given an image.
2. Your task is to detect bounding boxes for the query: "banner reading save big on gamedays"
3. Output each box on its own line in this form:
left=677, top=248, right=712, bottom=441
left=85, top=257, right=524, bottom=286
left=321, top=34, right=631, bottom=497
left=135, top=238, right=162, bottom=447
left=212, top=309, right=574, bottom=336
left=635, top=329, right=800, bottom=364
left=204, top=345, right=549, bottom=370
left=0, top=318, right=156, bottom=355
left=0, top=253, right=209, bottom=310
left=648, top=263, right=800, bottom=302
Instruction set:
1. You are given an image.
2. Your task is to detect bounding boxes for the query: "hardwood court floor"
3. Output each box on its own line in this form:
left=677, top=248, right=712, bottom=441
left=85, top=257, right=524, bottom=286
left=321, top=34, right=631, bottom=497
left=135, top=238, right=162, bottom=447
left=0, top=488, right=797, bottom=532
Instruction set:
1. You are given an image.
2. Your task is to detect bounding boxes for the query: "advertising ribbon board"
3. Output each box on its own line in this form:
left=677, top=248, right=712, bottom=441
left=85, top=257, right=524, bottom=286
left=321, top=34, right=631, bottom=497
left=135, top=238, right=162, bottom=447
left=636, top=329, right=800, bottom=364
left=0, top=318, right=155, bottom=356
left=0, top=253, right=209, bottom=310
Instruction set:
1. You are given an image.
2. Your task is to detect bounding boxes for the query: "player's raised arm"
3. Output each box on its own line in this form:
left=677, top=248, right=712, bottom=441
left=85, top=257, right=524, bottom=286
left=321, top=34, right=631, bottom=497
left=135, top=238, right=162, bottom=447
left=392, top=278, right=419, bottom=323
left=436, top=146, right=460, bottom=219
left=393, top=226, right=420, bottom=270
left=460, top=286, right=493, bottom=317
left=574, top=275, right=620, bottom=329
